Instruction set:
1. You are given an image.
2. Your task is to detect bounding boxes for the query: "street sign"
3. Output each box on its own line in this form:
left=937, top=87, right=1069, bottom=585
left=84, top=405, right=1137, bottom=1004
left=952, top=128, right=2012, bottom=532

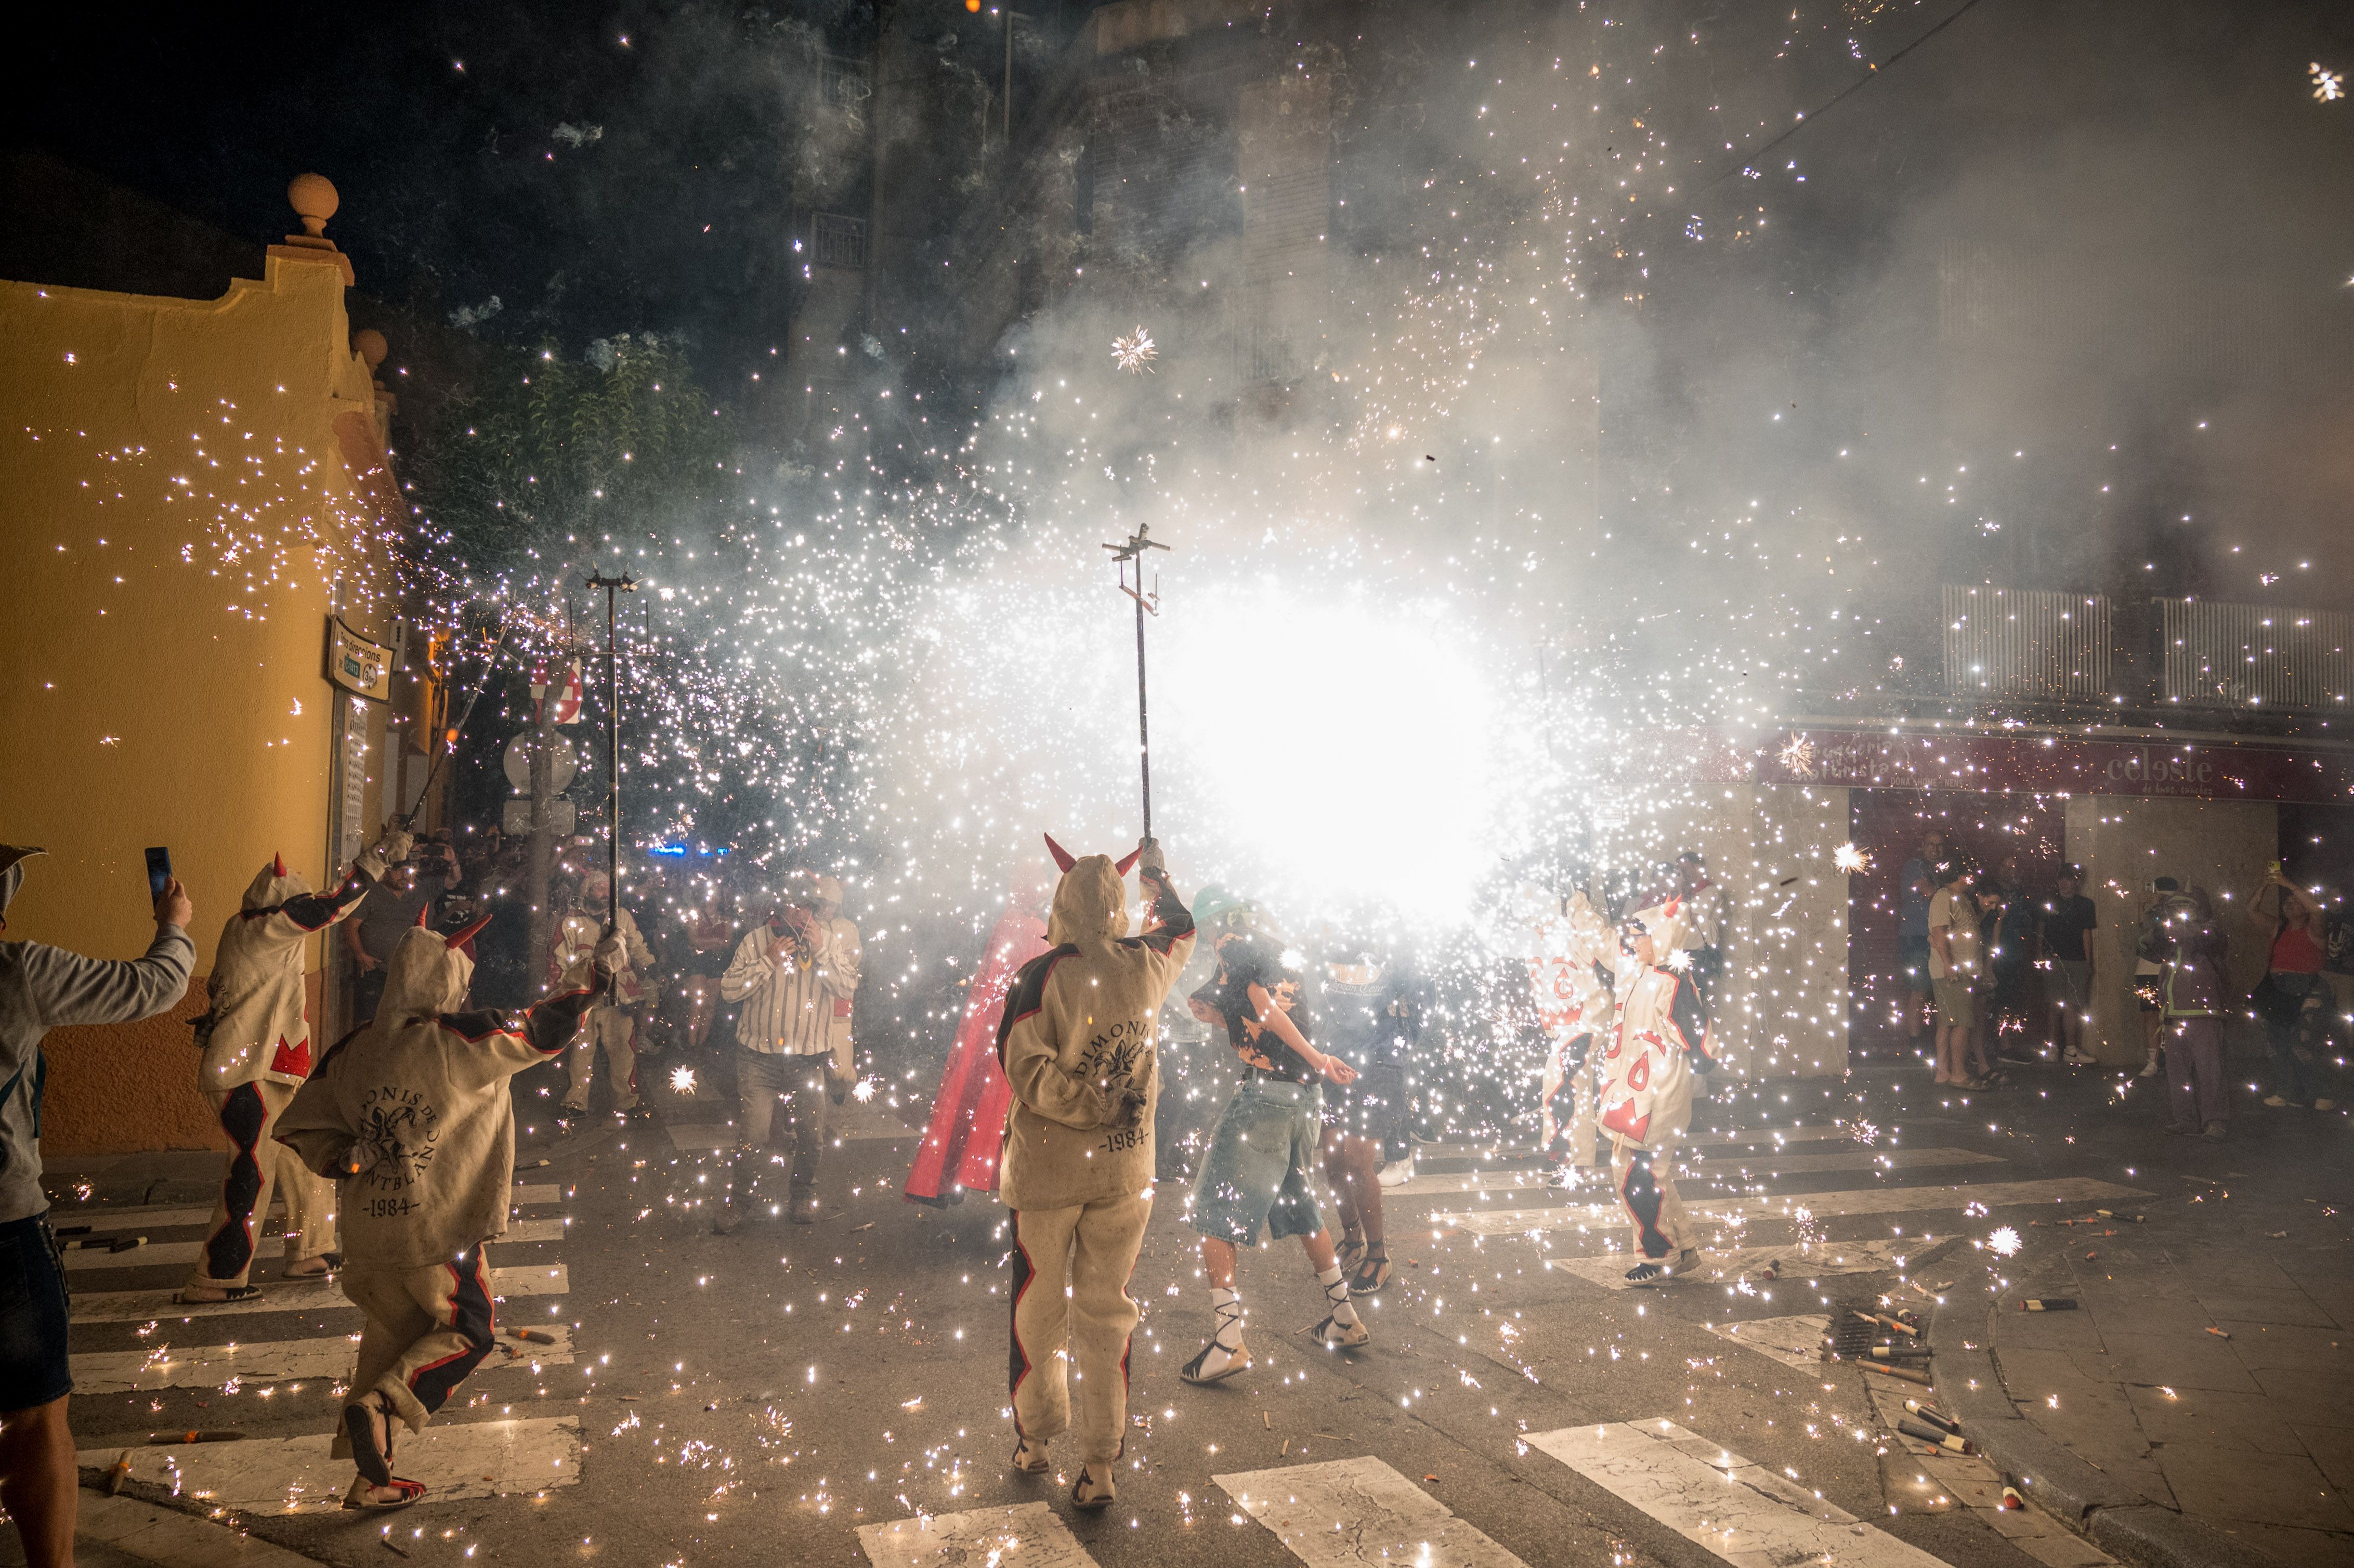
left=503, top=797, right=577, bottom=837
left=503, top=731, right=580, bottom=794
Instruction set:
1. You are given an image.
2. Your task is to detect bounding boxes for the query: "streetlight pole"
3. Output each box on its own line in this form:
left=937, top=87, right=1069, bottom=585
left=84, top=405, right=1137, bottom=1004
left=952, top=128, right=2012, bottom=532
left=585, top=570, right=635, bottom=934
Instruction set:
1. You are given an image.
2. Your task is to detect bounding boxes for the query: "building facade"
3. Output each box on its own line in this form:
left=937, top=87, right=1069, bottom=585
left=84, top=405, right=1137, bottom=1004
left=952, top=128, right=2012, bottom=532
left=0, top=174, right=425, bottom=1154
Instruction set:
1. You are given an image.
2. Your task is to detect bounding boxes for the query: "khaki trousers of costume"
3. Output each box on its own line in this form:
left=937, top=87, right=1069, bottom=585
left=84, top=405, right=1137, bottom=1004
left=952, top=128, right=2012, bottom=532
left=563, top=1005, right=639, bottom=1112
left=1008, top=1194, right=1150, bottom=1464
left=341, top=1244, right=498, bottom=1436
left=1610, top=1135, right=1689, bottom=1261
left=187, top=1079, right=336, bottom=1291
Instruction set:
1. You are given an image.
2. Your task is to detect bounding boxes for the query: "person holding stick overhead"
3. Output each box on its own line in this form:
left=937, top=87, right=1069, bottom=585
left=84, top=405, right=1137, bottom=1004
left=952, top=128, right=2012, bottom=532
left=999, top=834, right=1193, bottom=1510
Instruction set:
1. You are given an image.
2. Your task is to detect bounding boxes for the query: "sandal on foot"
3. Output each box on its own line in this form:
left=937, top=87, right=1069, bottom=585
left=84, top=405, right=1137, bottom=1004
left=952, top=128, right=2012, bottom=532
left=343, top=1395, right=395, bottom=1487
left=342, top=1476, right=426, bottom=1510
left=175, top=1285, right=264, bottom=1305
left=1349, top=1247, right=1393, bottom=1296
left=1313, top=1313, right=1371, bottom=1350
left=1011, top=1435, right=1050, bottom=1475
left=1334, top=1235, right=1367, bottom=1277
left=1179, top=1336, right=1251, bottom=1384
left=1073, top=1465, right=1116, bottom=1511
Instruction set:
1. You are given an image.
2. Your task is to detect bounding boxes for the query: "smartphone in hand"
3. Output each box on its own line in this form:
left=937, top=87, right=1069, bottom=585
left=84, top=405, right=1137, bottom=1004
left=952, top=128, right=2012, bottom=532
left=144, top=847, right=173, bottom=900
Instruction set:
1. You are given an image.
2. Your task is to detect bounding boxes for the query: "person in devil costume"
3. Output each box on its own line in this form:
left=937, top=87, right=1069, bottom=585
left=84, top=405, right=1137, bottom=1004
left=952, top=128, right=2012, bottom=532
left=274, top=908, right=618, bottom=1509
left=1594, top=916, right=1717, bottom=1287
left=1524, top=874, right=1617, bottom=1193
left=1000, top=834, right=1193, bottom=1511
left=178, top=821, right=412, bottom=1305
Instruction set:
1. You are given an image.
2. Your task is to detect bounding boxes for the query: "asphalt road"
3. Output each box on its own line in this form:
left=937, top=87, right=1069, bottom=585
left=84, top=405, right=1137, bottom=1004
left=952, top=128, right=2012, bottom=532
left=57, top=1054, right=2230, bottom=1568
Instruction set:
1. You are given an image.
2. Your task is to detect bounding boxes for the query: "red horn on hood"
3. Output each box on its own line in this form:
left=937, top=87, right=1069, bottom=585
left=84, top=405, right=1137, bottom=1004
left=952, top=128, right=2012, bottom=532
left=1114, top=846, right=1142, bottom=876
left=273, top=852, right=286, bottom=878
left=414, top=904, right=434, bottom=927
left=1042, top=833, right=1077, bottom=873
left=442, top=911, right=495, bottom=950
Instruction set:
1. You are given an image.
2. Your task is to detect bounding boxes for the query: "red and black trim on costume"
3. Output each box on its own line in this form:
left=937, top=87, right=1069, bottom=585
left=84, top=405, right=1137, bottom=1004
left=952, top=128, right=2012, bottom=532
left=992, top=948, right=1080, bottom=1069
left=1659, top=972, right=1716, bottom=1072
left=1006, top=1215, right=1039, bottom=1438
left=199, top=1083, right=271, bottom=1281
left=438, top=978, right=603, bottom=1057
left=242, top=869, right=376, bottom=933
left=407, top=1244, right=496, bottom=1415
left=1540, top=1029, right=1595, bottom=1165
left=1618, top=1147, right=1673, bottom=1259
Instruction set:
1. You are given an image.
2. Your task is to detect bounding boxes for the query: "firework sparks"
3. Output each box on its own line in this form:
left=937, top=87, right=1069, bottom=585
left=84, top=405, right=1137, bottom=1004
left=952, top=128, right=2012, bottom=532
left=1110, top=325, right=1158, bottom=374
left=1833, top=843, right=1873, bottom=875
left=1987, top=1225, right=2022, bottom=1257
left=2314, top=62, right=2345, bottom=102
left=670, top=1065, right=697, bottom=1095
left=1780, top=734, right=1816, bottom=778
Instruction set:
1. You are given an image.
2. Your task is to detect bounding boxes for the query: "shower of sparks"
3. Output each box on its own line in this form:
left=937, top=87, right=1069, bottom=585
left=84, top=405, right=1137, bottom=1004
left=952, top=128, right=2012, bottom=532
left=1779, top=735, right=1816, bottom=778
left=1850, top=1120, right=1879, bottom=1145
left=2314, top=63, right=2345, bottom=101
left=1987, top=1226, right=2022, bottom=1257
left=670, top=1065, right=697, bottom=1095
left=1833, top=843, right=1872, bottom=875
left=851, top=1077, right=879, bottom=1103
left=1110, top=326, right=1158, bottom=374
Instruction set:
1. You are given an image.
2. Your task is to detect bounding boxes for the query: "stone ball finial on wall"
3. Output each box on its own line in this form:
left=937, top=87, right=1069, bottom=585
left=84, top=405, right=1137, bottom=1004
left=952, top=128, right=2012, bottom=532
left=287, top=173, right=339, bottom=238
left=354, top=328, right=389, bottom=372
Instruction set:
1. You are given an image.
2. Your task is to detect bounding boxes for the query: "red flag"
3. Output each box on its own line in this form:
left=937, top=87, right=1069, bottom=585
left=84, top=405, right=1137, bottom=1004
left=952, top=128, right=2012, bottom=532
left=530, top=659, right=583, bottom=725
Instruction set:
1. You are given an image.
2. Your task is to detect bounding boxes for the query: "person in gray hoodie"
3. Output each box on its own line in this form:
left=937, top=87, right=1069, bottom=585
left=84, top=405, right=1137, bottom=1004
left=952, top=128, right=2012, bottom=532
left=0, top=844, right=194, bottom=1568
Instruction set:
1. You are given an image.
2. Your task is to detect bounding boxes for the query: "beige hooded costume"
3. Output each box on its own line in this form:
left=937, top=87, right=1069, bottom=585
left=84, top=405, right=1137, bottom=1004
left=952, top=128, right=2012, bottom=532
left=276, top=919, right=611, bottom=1460
left=182, top=829, right=406, bottom=1296
left=553, top=882, right=653, bottom=1115
left=998, top=838, right=1194, bottom=1469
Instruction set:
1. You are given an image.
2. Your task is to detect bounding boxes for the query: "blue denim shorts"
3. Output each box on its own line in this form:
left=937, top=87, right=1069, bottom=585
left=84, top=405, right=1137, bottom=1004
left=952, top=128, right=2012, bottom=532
left=1188, top=1078, right=1325, bottom=1247
left=0, top=1213, right=73, bottom=1413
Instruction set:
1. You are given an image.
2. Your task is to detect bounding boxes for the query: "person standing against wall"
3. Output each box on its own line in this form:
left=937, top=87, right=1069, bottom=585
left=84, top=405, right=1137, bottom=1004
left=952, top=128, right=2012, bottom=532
left=0, top=846, right=193, bottom=1567
left=2163, top=890, right=2230, bottom=1141
left=2038, top=866, right=2099, bottom=1065
left=2255, top=867, right=2335, bottom=1112
left=1896, top=830, right=1946, bottom=1041
left=1928, top=860, right=1981, bottom=1087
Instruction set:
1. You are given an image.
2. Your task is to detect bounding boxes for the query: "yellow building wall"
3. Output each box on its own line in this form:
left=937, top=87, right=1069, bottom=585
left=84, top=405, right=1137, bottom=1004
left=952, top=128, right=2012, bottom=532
left=0, top=248, right=398, bottom=1154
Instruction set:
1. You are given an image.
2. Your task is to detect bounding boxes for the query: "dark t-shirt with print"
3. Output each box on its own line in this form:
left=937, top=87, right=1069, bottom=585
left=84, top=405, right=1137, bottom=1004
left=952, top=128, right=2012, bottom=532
left=1311, top=952, right=1419, bottom=1070
left=2041, top=895, right=2098, bottom=963
left=1212, top=935, right=1318, bottom=1084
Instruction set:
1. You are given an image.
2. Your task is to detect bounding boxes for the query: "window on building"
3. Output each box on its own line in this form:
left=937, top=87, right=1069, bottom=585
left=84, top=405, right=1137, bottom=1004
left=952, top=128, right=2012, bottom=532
left=819, top=54, right=872, bottom=110
left=812, top=212, right=868, bottom=271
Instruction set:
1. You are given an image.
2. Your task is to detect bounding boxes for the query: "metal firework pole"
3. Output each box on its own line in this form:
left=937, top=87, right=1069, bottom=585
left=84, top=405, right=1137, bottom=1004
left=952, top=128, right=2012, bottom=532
left=585, top=571, right=636, bottom=933
left=1102, top=525, right=1169, bottom=841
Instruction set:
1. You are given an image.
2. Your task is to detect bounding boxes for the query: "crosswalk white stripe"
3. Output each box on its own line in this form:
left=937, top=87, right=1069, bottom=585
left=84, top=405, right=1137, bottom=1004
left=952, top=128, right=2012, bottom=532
left=61, top=1217, right=571, bottom=1273
left=1385, top=1146, right=2002, bottom=1199
left=1526, top=1420, right=1947, bottom=1568
left=73, top=1416, right=581, bottom=1514
left=856, top=1501, right=1096, bottom=1568
left=49, top=1185, right=564, bottom=1234
left=1214, top=1456, right=1528, bottom=1568
left=1430, top=1175, right=2152, bottom=1235
left=73, top=1325, right=578, bottom=1394
left=1549, top=1239, right=1917, bottom=1292
left=71, top=1264, right=570, bottom=1324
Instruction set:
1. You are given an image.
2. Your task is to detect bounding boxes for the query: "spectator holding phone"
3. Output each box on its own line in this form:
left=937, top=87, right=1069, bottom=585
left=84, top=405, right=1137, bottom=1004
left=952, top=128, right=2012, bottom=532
left=0, top=844, right=194, bottom=1568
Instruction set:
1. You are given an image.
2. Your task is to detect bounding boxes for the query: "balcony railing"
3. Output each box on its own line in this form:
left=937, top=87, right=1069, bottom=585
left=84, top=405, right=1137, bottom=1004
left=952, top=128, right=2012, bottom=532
left=809, top=212, right=868, bottom=271
left=1941, top=585, right=2111, bottom=701
left=2160, top=597, right=2354, bottom=711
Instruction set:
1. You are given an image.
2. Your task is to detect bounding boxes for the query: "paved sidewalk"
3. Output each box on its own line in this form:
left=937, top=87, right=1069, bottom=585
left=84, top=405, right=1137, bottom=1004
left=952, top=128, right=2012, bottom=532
left=0, top=1491, right=330, bottom=1568
left=1919, top=1065, right=2354, bottom=1568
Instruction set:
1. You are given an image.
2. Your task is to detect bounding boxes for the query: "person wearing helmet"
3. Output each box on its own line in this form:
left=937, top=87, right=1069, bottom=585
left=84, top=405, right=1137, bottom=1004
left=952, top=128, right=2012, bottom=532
left=999, top=835, right=1193, bottom=1512
left=178, top=821, right=412, bottom=1305
left=275, top=914, right=621, bottom=1510
left=553, top=870, right=656, bottom=1125
left=1180, top=910, right=1371, bottom=1388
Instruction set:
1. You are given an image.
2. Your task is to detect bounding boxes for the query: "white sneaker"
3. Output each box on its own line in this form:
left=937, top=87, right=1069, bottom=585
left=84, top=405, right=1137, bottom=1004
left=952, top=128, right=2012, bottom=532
left=2137, top=1055, right=2162, bottom=1079
left=1376, top=1155, right=1417, bottom=1189
left=2062, top=1047, right=2097, bottom=1067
